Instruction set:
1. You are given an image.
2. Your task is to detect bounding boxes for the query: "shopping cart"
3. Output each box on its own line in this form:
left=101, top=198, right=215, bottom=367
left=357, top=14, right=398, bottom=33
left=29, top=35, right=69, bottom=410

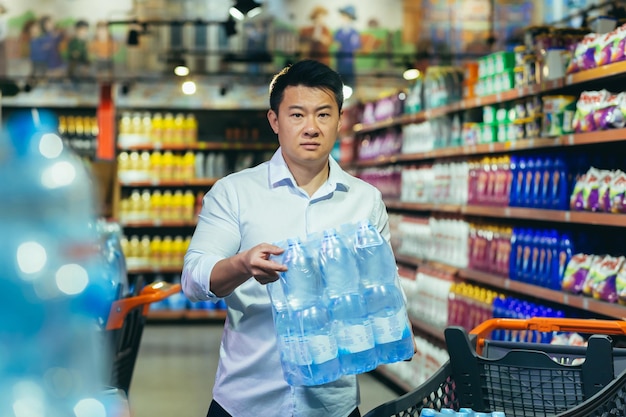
left=364, top=317, right=626, bottom=417
left=105, top=280, right=182, bottom=395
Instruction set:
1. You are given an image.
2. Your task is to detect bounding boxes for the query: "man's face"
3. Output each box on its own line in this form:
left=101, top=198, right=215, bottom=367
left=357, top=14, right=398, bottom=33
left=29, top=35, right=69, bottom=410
left=267, top=85, right=341, bottom=170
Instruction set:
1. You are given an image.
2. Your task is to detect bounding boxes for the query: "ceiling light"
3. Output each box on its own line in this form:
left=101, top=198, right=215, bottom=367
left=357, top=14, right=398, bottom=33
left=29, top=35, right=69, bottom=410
left=343, top=85, right=353, bottom=100
left=403, top=68, right=420, bottom=81
left=174, top=65, right=190, bottom=77
left=229, top=0, right=262, bottom=20
left=182, top=80, right=196, bottom=95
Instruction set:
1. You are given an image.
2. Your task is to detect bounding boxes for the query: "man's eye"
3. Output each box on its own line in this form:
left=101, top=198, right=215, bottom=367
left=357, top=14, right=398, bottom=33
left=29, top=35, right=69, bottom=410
left=291, top=113, right=303, bottom=118
left=319, top=113, right=330, bottom=118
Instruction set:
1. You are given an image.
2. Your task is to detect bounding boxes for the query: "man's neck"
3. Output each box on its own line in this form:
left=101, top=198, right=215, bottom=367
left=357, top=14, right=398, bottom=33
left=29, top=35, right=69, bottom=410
left=288, top=160, right=330, bottom=197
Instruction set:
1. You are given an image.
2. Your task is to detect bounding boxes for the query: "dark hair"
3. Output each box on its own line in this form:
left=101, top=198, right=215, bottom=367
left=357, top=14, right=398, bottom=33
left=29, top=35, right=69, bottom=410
left=75, top=20, right=89, bottom=30
left=269, top=59, right=344, bottom=114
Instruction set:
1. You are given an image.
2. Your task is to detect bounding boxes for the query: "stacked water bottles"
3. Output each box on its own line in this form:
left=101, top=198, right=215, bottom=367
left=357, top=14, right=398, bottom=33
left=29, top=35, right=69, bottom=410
left=267, top=220, right=414, bottom=386
left=0, top=111, right=123, bottom=415
left=421, top=408, right=506, bottom=417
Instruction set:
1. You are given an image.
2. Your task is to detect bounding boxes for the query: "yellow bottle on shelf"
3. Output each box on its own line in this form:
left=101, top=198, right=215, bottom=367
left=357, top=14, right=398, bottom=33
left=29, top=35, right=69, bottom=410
left=184, top=113, right=198, bottom=144
left=163, top=113, right=175, bottom=144
left=140, top=235, right=151, bottom=267
left=150, top=235, right=162, bottom=268
left=161, top=151, right=174, bottom=181
left=128, top=235, right=141, bottom=265
left=151, top=112, right=163, bottom=145
left=173, top=113, right=185, bottom=144
left=150, top=190, right=162, bottom=221
left=150, top=151, right=162, bottom=181
left=117, top=151, right=129, bottom=174
left=161, top=190, right=173, bottom=221
left=183, top=190, right=195, bottom=221
left=161, top=235, right=173, bottom=267
left=141, top=189, right=152, bottom=220
left=182, top=151, right=195, bottom=180
left=173, top=235, right=185, bottom=266
left=129, top=190, right=142, bottom=221
left=140, top=151, right=151, bottom=180
left=172, top=190, right=184, bottom=220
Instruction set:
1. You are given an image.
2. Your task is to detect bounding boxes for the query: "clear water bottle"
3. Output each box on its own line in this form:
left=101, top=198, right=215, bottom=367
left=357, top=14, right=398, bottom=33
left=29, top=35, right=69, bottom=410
left=276, top=238, right=340, bottom=385
left=0, top=114, right=115, bottom=415
left=354, top=220, right=414, bottom=363
left=320, top=229, right=377, bottom=374
left=267, top=279, right=301, bottom=385
left=280, top=238, right=320, bottom=310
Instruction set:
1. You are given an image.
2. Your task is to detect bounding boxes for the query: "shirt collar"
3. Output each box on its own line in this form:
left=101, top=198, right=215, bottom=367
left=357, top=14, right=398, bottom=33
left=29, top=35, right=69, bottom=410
left=268, top=148, right=350, bottom=193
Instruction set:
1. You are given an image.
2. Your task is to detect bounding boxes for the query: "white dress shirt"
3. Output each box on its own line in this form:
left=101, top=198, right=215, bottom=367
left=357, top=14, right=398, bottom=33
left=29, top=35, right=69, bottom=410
left=182, top=148, right=390, bottom=417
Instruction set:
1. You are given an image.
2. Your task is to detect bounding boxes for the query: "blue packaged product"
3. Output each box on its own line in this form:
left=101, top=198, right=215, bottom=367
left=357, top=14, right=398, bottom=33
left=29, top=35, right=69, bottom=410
left=551, top=157, right=569, bottom=210
left=531, top=158, right=544, bottom=208
left=420, top=409, right=437, bottom=417
left=539, top=157, right=553, bottom=208
left=519, top=230, right=534, bottom=282
left=459, top=409, right=476, bottom=417
left=553, top=233, right=574, bottom=290
left=509, top=156, right=525, bottom=207
left=535, top=231, right=549, bottom=287
left=439, top=408, right=456, bottom=414
left=280, top=238, right=322, bottom=309
left=529, top=231, right=543, bottom=285
left=522, top=158, right=536, bottom=207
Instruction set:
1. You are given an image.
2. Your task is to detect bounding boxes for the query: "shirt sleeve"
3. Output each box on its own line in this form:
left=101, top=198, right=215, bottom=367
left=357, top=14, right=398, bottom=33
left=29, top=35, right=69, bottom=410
left=182, top=179, right=242, bottom=302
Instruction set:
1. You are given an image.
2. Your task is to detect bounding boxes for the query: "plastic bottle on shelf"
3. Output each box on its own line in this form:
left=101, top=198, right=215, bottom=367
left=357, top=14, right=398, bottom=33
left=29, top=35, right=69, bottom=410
left=161, top=151, right=174, bottom=181
left=161, top=190, right=173, bottom=221
left=354, top=220, right=413, bottom=363
left=522, top=157, right=536, bottom=207
left=140, top=234, right=151, bottom=267
left=194, top=152, right=205, bottom=179
left=509, top=156, right=522, bottom=207
left=172, top=190, right=184, bottom=220
left=161, top=235, right=174, bottom=268
left=163, top=113, right=175, bottom=143
left=150, top=189, right=162, bottom=221
left=173, top=113, right=185, bottom=144
left=140, top=189, right=152, bottom=220
left=151, top=112, right=163, bottom=144
left=551, top=156, right=569, bottom=210
left=319, top=229, right=377, bottom=375
left=552, top=232, right=573, bottom=289
left=182, top=151, right=195, bottom=181
left=205, top=153, right=216, bottom=179
left=150, top=235, right=162, bottom=267
left=185, top=113, right=198, bottom=143
left=538, top=157, right=553, bottom=208
left=183, top=190, right=196, bottom=222
left=149, top=151, right=162, bottom=181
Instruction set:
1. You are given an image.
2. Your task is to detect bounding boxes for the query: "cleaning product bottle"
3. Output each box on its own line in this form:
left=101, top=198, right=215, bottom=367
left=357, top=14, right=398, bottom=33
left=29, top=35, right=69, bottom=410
left=552, top=156, right=569, bottom=210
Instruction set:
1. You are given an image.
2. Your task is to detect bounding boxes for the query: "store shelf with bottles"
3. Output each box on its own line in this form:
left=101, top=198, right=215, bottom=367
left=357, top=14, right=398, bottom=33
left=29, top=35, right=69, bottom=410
left=391, top=213, right=626, bottom=320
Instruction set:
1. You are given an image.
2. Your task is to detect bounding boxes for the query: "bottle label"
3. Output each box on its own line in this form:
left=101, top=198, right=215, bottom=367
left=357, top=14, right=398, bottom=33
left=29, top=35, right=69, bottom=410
left=336, top=322, right=375, bottom=354
left=285, top=336, right=313, bottom=366
left=307, top=334, right=338, bottom=364
left=372, top=309, right=409, bottom=344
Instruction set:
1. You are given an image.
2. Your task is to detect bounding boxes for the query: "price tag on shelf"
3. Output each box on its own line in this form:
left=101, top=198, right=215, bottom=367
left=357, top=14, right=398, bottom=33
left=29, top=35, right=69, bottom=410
left=564, top=211, right=571, bottom=222
left=496, top=92, right=502, bottom=102
left=154, top=142, right=162, bottom=150
left=517, top=87, right=524, bottom=97
left=563, top=293, right=569, bottom=305
left=153, top=219, right=162, bottom=227
left=582, top=298, right=589, bottom=310
left=504, top=279, right=511, bottom=289
left=488, top=143, right=495, bottom=153
left=473, top=97, right=481, bottom=107
left=565, top=74, right=574, bottom=86
left=504, top=207, right=511, bottom=217
left=425, top=109, right=432, bottom=119
left=567, top=134, right=575, bottom=145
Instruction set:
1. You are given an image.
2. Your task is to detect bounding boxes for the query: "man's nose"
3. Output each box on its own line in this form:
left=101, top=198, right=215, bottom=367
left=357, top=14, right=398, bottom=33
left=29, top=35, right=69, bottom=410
left=303, top=116, right=320, bottom=137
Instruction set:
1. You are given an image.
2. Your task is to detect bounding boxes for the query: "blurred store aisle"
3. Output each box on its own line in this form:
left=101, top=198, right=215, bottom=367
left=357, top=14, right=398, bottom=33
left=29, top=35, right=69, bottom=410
left=129, top=324, right=400, bottom=416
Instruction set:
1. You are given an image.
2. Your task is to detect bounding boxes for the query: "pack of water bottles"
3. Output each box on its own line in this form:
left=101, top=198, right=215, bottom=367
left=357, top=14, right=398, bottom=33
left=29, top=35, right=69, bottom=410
left=267, top=220, right=414, bottom=386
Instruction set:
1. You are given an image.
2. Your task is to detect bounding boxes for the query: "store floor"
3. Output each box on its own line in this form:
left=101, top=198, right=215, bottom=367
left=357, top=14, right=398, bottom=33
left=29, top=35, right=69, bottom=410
left=128, top=324, right=401, bottom=417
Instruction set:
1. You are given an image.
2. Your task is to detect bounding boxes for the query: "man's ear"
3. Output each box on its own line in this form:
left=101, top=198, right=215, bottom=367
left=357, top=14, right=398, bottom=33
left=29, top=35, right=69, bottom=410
left=267, top=109, right=279, bottom=134
left=338, top=110, right=343, bottom=132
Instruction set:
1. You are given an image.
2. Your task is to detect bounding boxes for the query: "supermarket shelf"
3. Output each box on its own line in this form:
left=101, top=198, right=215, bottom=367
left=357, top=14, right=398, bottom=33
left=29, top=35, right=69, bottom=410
left=384, top=200, right=626, bottom=228
left=394, top=251, right=626, bottom=319
left=350, top=62, right=626, bottom=137
left=564, top=60, right=626, bottom=86
left=118, top=178, right=218, bottom=187
left=351, top=129, right=626, bottom=167
left=118, top=142, right=277, bottom=151
left=147, top=309, right=227, bottom=321
left=120, top=219, right=197, bottom=227
left=395, top=254, right=459, bottom=276
left=458, top=268, right=626, bottom=320
left=128, top=266, right=182, bottom=274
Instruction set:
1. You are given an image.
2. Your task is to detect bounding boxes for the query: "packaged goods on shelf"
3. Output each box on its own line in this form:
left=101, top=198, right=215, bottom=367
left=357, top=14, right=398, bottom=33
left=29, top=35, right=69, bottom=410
left=448, top=282, right=498, bottom=332
left=357, top=129, right=402, bottom=160
left=359, top=167, right=401, bottom=199
left=121, top=234, right=190, bottom=270
left=491, top=296, right=567, bottom=343
left=570, top=167, right=626, bottom=212
left=468, top=225, right=512, bottom=278
left=119, top=189, right=197, bottom=223
left=566, top=22, right=626, bottom=74
left=572, top=90, right=626, bottom=133
left=395, top=216, right=432, bottom=260
left=401, top=162, right=468, bottom=205
left=360, top=93, right=405, bottom=125
left=408, top=272, right=453, bottom=329
left=267, top=221, right=413, bottom=386
left=422, top=66, right=464, bottom=109
left=563, top=253, right=625, bottom=304
left=118, top=111, right=198, bottom=148
left=541, top=95, right=576, bottom=137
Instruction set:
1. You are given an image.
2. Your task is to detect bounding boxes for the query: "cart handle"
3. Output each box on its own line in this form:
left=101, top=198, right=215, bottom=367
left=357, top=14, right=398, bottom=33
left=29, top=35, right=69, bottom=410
left=105, top=282, right=182, bottom=331
left=470, top=317, right=626, bottom=355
